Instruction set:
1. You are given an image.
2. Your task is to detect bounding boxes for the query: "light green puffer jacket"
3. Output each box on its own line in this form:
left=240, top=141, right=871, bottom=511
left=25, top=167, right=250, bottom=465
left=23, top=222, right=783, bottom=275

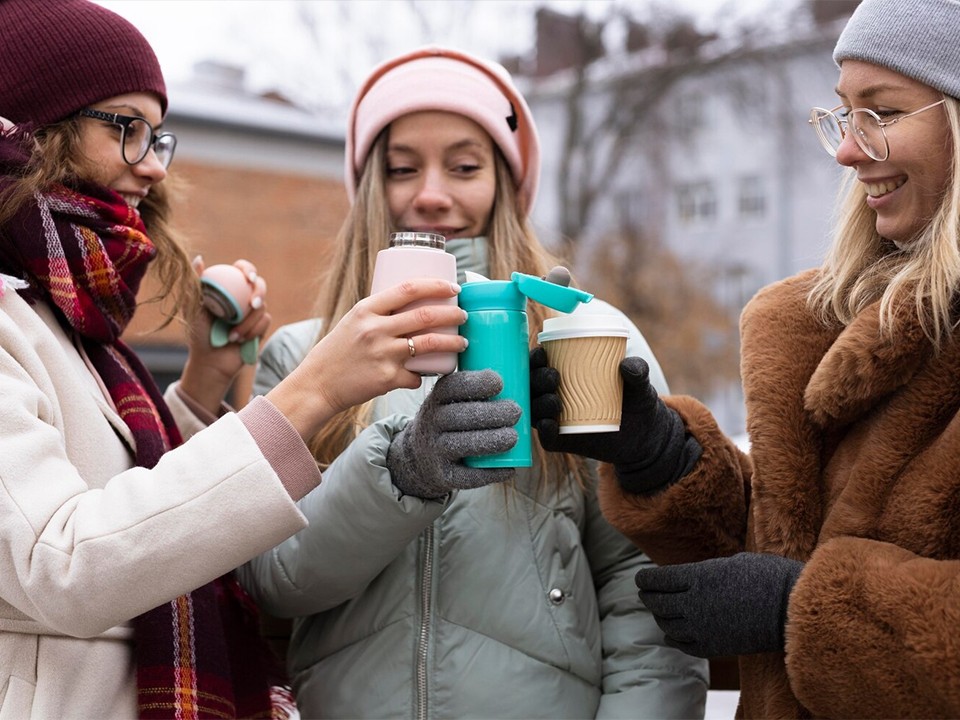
left=237, top=240, right=708, bottom=720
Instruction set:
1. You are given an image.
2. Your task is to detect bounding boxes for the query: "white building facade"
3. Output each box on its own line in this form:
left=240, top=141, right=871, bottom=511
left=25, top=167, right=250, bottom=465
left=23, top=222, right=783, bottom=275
left=523, top=18, right=850, bottom=434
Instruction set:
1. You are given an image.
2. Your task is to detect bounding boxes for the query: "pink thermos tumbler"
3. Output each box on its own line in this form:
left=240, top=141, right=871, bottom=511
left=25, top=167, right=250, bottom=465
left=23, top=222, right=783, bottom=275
left=369, top=232, right=459, bottom=375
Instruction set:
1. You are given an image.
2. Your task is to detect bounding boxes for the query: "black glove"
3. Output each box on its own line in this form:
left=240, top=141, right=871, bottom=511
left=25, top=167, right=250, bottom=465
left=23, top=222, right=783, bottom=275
left=387, top=370, right=521, bottom=499
left=526, top=264, right=571, bottom=426
left=636, top=552, right=804, bottom=658
left=529, top=349, right=702, bottom=494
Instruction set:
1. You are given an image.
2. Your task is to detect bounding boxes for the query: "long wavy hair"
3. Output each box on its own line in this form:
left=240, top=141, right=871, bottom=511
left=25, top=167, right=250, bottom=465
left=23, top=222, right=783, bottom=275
left=307, top=128, right=585, bottom=488
left=0, top=116, right=199, bottom=326
left=808, top=95, right=960, bottom=348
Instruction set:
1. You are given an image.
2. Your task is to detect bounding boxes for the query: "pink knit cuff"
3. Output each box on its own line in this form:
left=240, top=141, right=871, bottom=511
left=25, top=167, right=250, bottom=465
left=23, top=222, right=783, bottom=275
left=238, top=396, right=322, bottom=502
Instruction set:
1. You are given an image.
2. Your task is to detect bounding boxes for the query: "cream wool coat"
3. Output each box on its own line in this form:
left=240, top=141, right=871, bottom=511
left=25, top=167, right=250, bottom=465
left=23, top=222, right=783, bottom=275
left=599, top=268, right=960, bottom=718
left=0, top=283, right=311, bottom=719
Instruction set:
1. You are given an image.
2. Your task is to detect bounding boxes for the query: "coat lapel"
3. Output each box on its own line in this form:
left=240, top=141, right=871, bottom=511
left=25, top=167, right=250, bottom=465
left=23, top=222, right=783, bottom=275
left=39, top=301, right=137, bottom=453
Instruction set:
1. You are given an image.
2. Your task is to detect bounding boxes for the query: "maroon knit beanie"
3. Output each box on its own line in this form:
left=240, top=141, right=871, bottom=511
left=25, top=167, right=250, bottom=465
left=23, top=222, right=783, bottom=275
left=0, top=0, right=167, bottom=127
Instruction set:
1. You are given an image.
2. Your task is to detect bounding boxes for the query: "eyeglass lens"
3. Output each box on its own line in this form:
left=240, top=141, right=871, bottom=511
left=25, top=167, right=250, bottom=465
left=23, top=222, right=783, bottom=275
left=847, top=112, right=885, bottom=160
left=812, top=108, right=886, bottom=161
left=123, top=118, right=176, bottom=168
left=813, top=110, right=844, bottom=154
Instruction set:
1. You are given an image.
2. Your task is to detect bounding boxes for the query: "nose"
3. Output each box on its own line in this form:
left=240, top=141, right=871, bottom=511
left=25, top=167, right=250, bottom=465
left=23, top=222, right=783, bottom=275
left=834, top=129, right=871, bottom=167
left=411, top=168, right=453, bottom=213
left=132, top=147, right=168, bottom=183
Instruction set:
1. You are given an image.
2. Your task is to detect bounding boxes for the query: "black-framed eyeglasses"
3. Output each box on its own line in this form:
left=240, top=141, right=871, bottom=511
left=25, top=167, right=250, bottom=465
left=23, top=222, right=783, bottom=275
left=78, top=108, right=177, bottom=168
left=808, top=99, right=946, bottom=162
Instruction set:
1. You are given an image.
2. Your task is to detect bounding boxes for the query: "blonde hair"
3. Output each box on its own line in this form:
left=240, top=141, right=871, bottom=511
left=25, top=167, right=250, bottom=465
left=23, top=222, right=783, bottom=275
left=307, top=128, right=584, bottom=488
left=0, top=118, right=199, bottom=326
left=809, top=95, right=960, bottom=347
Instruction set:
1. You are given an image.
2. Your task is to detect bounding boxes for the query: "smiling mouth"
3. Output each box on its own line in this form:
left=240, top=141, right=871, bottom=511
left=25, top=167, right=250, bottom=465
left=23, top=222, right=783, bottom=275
left=409, top=226, right=458, bottom=236
left=863, top=178, right=905, bottom=198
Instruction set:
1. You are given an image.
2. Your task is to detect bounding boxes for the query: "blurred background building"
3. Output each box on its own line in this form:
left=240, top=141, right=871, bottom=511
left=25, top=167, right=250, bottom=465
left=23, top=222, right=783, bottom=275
left=125, top=62, right=347, bottom=400
left=518, top=2, right=856, bottom=432
left=121, top=0, right=860, bottom=433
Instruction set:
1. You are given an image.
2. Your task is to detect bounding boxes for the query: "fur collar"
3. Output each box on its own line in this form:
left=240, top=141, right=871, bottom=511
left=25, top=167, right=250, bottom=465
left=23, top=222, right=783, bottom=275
left=738, top=269, right=945, bottom=558
left=804, top=287, right=930, bottom=428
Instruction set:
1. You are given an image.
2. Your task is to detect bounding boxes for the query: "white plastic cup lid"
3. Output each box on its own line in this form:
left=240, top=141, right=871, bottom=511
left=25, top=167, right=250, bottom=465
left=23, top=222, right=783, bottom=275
left=538, top=314, right=629, bottom=342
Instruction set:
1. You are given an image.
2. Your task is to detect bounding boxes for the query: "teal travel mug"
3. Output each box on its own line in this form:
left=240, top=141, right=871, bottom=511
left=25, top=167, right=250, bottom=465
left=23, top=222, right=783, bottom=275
left=458, top=272, right=593, bottom=468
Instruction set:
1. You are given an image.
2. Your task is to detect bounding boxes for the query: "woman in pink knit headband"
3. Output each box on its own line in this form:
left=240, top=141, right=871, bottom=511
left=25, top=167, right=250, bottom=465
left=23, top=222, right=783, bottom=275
left=0, top=3, right=468, bottom=717
left=239, top=46, right=708, bottom=719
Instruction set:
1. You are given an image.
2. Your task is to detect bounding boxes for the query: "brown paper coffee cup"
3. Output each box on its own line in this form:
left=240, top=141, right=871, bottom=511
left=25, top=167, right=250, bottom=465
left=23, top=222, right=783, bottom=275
left=538, top=315, right=629, bottom=433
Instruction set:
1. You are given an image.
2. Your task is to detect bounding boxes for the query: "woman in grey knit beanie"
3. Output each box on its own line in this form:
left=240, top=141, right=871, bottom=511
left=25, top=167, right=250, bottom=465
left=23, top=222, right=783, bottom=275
left=530, top=0, right=960, bottom=717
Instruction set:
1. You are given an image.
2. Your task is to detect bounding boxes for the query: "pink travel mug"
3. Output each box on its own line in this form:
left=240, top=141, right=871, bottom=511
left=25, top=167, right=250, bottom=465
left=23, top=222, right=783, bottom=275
left=369, top=232, right=459, bottom=375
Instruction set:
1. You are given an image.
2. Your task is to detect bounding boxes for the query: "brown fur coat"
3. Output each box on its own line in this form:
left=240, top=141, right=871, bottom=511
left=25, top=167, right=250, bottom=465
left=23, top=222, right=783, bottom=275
left=599, top=268, right=960, bottom=718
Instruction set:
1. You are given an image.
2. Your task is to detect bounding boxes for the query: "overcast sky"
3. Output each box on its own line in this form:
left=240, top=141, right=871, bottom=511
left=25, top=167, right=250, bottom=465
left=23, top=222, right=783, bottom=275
left=95, top=0, right=791, bottom=111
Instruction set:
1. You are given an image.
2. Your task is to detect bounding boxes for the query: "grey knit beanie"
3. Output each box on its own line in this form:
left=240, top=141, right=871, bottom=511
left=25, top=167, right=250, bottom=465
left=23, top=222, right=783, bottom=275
left=833, top=0, right=960, bottom=99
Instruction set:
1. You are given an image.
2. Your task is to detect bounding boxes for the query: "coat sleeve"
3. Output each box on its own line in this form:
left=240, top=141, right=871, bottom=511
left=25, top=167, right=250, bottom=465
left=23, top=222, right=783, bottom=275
left=238, top=324, right=448, bottom=617
left=591, top=305, right=748, bottom=565
left=786, top=536, right=960, bottom=718
left=576, top=308, right=709, bottom=717
left=597, top=393, right=750, bottom=566
left=236, top=415, right=449, bottom=617
left=0, top=339, right=307, bottom=638
left=583, top=474, right=710, bottom=719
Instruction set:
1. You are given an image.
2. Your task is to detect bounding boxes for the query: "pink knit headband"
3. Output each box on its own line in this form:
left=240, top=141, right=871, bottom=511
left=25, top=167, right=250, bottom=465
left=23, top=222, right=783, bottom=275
left=345, top=46, right=541, bottom=216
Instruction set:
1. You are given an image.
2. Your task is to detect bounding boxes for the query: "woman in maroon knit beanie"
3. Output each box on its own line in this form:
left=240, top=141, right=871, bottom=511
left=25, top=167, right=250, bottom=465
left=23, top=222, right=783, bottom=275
left=0, top=1, right=468, bottom=718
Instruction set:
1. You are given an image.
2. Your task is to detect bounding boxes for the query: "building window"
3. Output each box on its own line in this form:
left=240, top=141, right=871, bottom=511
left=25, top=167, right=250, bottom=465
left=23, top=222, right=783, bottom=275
left=675, top=92, right=704, bottom=137
left=615, top=189, right=645, bottom=231
left=738, top=175, right=766, bottom=219
left=676, top=181, right=717, bottom=223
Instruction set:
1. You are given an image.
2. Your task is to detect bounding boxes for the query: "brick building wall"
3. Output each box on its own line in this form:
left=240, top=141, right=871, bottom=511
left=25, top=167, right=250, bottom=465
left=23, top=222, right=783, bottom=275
left=123, top=159, right=349, bottom=401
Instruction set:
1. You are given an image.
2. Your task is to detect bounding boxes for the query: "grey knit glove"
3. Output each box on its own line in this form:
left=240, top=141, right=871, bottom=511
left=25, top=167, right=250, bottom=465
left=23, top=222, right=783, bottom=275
left=387, top=370, right=521, bottom=499
left=636, top=552, right=804, bottom=658
left=530, top=350, right=702, bottom=494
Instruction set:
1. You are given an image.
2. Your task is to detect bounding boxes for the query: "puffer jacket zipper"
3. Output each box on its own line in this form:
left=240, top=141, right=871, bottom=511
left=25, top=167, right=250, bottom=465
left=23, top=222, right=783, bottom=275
left=416, top=523, right=434, bottom=720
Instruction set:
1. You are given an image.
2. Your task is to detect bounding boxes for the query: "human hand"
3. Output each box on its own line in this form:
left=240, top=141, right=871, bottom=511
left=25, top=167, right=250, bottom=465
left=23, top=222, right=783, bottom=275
left=266, top=278, right=468, bottom=440
left=199, top=260, right=270, bottom=364
left=636, top=552, right=803, bottom=658
left=387, top=369, right=520, bottom=499
left=530, top=351, right=701, bottom=494
left=529, top=345, right=562, bottom=432
left=181, top=257, right=270, bottom=414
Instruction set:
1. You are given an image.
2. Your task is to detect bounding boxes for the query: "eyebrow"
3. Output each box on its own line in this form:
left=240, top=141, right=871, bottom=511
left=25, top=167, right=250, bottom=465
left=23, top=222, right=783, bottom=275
left=99, top=102, right=164, bottom=129
left=834, top=82, right=912, bottom=99
left=388, top=138, right=488, bottom=153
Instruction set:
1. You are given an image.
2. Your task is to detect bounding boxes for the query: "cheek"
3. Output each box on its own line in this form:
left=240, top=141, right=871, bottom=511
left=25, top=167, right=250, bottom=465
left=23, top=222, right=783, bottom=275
left=921, top=128, right=953, bottom=192
left=385, top=185, right=411, bottom=224
left=75, top=134, right=123, bottom=188
left=913, top=149, right=951, bottom=214
left=76, top=158, right=112, bottom=188
left=468, top=180, right=497, bottom=220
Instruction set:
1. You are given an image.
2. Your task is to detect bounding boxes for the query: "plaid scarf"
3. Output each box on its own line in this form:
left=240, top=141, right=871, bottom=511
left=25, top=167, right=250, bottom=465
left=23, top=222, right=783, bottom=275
left=0, top=134, right=287, bottom=718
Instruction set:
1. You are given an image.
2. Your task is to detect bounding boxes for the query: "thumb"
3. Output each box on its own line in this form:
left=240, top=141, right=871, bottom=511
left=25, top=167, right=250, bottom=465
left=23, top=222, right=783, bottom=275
left=433, top=369, right=504, bottom=404
left=619, top=356, right=651, bottom=387
left=619, top=356, right=663, bottom=420
left=543, top=266, right=571, bottom=287
left=534, top=417, right=562, bottom=451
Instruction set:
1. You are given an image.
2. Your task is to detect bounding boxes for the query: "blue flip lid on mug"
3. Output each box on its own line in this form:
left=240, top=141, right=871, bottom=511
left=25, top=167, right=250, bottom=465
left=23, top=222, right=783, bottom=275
left=458, top=271, right=593, bottom=313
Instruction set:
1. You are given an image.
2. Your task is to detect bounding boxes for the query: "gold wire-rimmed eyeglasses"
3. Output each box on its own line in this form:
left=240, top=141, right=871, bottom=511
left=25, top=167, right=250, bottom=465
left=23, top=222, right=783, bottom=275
left=808, top=98, right=946, bottom=162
